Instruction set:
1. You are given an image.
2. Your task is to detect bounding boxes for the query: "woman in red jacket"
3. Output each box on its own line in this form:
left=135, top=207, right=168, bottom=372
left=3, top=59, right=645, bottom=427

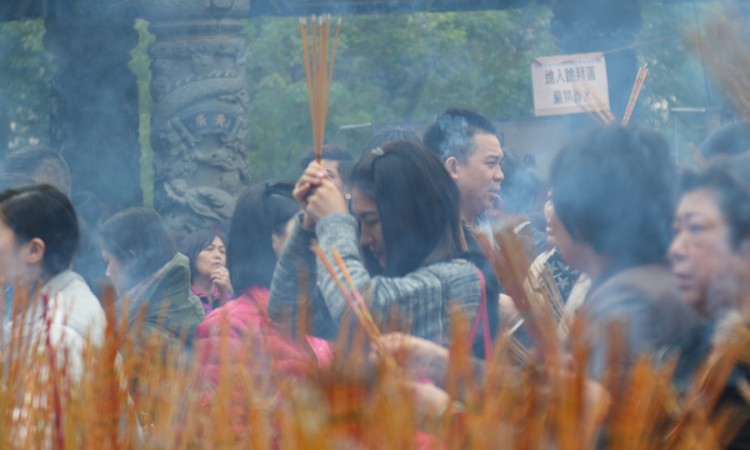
left=193, top=181, right=331, bottom=387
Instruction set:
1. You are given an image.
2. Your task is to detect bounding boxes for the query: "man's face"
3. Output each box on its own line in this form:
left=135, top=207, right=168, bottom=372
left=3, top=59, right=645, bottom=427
left=450, top=133, right=505, bottom=222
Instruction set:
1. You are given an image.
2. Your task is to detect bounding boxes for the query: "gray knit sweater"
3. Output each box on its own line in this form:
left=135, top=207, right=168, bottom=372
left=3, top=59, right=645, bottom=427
left=268, top=213, right=483, bottom=345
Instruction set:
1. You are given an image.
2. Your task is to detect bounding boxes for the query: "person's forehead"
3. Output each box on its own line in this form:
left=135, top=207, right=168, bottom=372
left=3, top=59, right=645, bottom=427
left=471, top=133, right=503, bottom=157
left=677, top=189, right=722, bottom=217
left=206, top=236, right=225, bottom=247
left=321, top=159, right=340, bottom=171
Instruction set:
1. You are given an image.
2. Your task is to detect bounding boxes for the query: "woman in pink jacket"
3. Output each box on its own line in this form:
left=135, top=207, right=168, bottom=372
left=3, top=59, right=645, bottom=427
left=193, top=181, right=331, bottom=388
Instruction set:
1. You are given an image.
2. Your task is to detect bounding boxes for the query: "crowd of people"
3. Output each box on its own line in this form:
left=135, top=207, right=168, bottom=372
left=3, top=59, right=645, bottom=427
left=2, top=108, right=750, bottom=446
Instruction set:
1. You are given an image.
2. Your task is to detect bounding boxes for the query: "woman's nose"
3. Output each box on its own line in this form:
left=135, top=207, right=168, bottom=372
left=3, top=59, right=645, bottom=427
left=669, top=232, right=687, bottom=263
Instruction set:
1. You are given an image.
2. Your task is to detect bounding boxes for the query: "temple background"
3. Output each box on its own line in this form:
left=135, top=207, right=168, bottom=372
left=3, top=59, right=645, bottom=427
left=0, top=0, right=743, bottom=235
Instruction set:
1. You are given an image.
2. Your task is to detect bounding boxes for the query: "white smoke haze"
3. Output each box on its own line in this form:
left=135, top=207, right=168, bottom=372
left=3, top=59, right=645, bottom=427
left=0, top=1, right=741, bottom=217
left=436, top=115, right=471, bottom=162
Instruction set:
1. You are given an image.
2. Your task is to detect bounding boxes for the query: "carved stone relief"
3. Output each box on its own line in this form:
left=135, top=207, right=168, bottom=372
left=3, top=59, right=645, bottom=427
left=144, top=1, right=252, bottom=238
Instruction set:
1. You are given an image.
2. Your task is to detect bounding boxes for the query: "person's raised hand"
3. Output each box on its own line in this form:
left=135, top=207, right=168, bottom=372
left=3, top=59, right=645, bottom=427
left=293, top=161, right=328, bottom=208
left=210, top=266, right=233, bottom=299
left=305, top=178, right=348, bottom=225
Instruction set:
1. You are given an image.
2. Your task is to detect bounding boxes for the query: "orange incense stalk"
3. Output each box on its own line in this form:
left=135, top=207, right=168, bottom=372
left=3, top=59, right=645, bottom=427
left=573, top=89, right=602, bottom=124
left=622, top=64, right=648, bottom=126
left=583, top=79, right=616, bottom=124
left=573, top=83, right=609, bottom=125
left=299, top=15, right=341, bottom=164
left=331, top=250, right=372, bottom=320
left=311, top=243, right=381, bottom=347
left=331, top=249, right=382, bottom=345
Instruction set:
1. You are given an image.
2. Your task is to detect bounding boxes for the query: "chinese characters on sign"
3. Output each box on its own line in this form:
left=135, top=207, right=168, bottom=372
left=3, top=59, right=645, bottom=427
left=531, top=52, right=610, bottom=117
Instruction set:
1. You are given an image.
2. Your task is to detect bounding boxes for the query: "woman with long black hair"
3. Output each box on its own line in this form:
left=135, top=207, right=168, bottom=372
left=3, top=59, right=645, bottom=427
left=270, top=140, right=495, bottom=355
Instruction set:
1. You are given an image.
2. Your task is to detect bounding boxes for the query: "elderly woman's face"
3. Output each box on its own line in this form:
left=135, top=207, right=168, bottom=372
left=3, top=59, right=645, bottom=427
left=669, top=188, right=745, bottom=318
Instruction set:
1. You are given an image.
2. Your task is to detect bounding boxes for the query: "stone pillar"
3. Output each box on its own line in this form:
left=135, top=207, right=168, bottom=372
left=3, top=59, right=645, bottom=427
left=44, top=16, right=142, bottom=224
left=142, top=0, right=252, bottom=238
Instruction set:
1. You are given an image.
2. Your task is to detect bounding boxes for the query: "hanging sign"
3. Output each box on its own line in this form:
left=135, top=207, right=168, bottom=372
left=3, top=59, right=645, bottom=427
left=531, top=52, right=610, bottom=117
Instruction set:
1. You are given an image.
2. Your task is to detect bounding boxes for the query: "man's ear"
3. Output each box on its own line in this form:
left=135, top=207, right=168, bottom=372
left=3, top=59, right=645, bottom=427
left=444, top=156, right=460, bottom=180
left=22, top=238, right=45, bottom=266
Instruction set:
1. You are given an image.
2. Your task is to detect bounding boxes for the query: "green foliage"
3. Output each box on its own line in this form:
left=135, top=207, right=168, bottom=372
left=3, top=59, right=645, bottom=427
left=0, top=19, right=52, bottom=152
left=635, top=1, right=727, bottom=163
left=0, top=3, right=742, bottom=182
left=243, top=8, right=557, bottom=180
left=128, top=18, right=156, bottom=207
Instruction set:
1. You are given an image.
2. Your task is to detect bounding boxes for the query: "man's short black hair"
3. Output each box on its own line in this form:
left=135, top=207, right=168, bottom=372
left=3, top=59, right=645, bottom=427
left=423, top=108, right=498, bottom=163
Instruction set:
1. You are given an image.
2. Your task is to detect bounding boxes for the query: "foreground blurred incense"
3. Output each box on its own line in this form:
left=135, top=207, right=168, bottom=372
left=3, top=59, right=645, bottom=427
left=299, top=15, right=342, bottom=163
left=686, top=11, right=750, bottom=121
left=0, top=278, right=748, bottom=448
left=475, top=225, right=565, bottom=367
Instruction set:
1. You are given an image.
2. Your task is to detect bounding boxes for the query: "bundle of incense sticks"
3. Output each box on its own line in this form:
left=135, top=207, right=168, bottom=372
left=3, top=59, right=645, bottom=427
left=492, top=226, right=563, bottom=368
left=621, top=64, right=648, bottom=126
left=686, top=14, right=750, bottom=122
left=310, top=242, right=381, bottom=347
left=299, top=15, right=342, bottom=163
left=472, top=227, right=564, bottom=367
left=573, top=83, right=615, bottom=125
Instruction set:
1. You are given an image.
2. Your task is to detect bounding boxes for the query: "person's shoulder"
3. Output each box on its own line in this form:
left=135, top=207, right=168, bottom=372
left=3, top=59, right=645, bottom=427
left=43, top=270, right=107, bottom=343
left=46, top=270, right=103, bottom=314
left=165, top=253, right=192, bottom=278
left=587, top=265, right=683, bottom=309
left=584, top=264, right=701, bottom=333
left=415, top=259, right=481, bottom=295
left=151, top=253, right=194, bottom=294
left=419, top=258, right=476, bottom=276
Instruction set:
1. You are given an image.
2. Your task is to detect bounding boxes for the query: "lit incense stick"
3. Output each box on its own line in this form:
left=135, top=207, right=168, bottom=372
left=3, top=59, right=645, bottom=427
left=299, top=15, right=341, bottom=163
left=311, top=243, right=381, bottom=347
left=622, top=64, right=649, bottom=126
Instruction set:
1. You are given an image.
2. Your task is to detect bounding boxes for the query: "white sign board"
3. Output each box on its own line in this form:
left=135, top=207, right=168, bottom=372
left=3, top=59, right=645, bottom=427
left=531, top=52, right=610, bottom=117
